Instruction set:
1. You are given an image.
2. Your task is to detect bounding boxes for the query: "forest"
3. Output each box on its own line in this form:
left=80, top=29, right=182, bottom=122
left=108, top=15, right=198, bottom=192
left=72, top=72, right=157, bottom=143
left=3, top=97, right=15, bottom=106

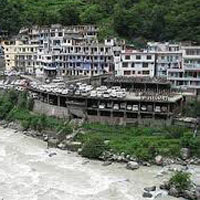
left=1, top=0, right=200, bottom=43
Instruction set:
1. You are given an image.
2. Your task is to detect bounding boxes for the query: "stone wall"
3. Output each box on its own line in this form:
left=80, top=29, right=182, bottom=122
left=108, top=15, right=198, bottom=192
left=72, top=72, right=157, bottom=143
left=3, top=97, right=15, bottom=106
left=33, top=100, right=172, bottom=126
left=33, top=100, right=70, bottom=119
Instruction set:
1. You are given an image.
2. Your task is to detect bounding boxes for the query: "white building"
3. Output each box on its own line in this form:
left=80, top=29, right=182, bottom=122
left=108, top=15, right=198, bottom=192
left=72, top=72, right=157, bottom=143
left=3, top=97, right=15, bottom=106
left=115, top=48, right=156, bottom=77
left=167, top=45, right=200, bottom=93
left=2, top=24, right=124, bottom=77
left=147, top=42, right=182, bottom=77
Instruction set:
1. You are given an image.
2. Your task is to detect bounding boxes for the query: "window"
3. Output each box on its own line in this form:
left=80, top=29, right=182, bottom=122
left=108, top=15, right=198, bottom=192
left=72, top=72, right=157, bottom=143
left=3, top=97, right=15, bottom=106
left=136, top=55, right=141, bottom=60
left=142, top=70, right=150, bottom=75
left=147, top=55, right=152, bottom=60
left=132, top=71, right=135, bottom=74
left=122, top=62, right=128, bottom=68
left=58, top=32, right=63, bottom=37
left=124, top=71, right=131, bottom=75
left=131, top=63, right=135, bottom=68
left=143, top=63, right=148, bottom=68
left=125, top=55, right=130, bottom=60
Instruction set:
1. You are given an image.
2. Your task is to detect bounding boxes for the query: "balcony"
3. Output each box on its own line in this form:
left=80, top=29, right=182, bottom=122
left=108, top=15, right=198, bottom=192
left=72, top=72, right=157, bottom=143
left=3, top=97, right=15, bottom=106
left=184, top=63, right=200, bottom=70
left=157, top=59, right=180, bottom=64
left=43, top=65, right=57, bottom=70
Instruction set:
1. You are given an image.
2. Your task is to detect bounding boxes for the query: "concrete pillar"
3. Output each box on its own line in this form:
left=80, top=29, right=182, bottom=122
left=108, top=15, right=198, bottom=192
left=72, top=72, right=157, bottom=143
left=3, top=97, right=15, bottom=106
left=57, top=95, right=61, bottom=106
left=47, top=94, right=50, bottom=104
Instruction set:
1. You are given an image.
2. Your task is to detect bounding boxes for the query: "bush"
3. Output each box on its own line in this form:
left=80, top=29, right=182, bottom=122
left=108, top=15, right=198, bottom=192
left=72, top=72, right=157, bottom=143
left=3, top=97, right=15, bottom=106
left=81, top=135, right=106, bottom=159
left=181, top=132, right=200, bottom=157
left=169, top=171, right=191, bottom=191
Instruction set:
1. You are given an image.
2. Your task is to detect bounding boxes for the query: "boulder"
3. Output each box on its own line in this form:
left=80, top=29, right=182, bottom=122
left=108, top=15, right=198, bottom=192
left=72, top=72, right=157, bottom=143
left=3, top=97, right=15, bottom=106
left=57, top=143, right=67, bottom=150
left=196, top=188, right=200, bottom=200
left=2, top=124, right=8, bottom=128
left=126, top=161, right=139, bottom=170
left=180, top=148, right=190, bottom=160
left=182, top=190, right=196, bottom=200
left=142, top=161, right=151, bottom=167
left=102, top=161, right=112, bottom=166
left=43, top=135, right=48, bottom=141
left=48, top=152, right=57, bottom=157
left=144, top=186, right=156, bottom=192
left=155, top=155, right=163, bottom=166
left=47, top=138, right=60, bottom=148
left=168, top=187, right=179, bottom=197
left=160, top=181, right=170, bottom=190
left=64, top=141, right=82, bottom=151
left=77, top=148, right=82, bottom=154
left=0, top=120, right=7, bottom=126
left=142, top=192, right=153, bottom=198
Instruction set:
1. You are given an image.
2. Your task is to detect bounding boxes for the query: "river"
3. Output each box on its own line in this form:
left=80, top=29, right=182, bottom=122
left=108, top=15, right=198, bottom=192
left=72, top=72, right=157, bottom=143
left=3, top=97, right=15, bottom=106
left=0, top=127, right=198, bottom=200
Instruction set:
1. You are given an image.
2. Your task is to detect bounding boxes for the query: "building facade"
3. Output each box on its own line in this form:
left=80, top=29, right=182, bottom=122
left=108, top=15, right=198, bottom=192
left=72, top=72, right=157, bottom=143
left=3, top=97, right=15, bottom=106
left=168, top=45, right=200, bottom=92
left=115, top=49, right=156, bottom=77
left=2, top=25, right=124, bottom=77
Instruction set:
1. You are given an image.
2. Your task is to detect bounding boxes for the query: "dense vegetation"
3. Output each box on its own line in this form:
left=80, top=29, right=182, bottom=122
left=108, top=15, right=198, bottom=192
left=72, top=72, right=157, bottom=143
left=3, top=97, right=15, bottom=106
left=169, top=171, right=192, bottom=191
left=77, top=122, right=200, bottom=160
left=0, top=89, right=72, bottom=134
left=1, top=89, right=200, bottom=161
left=1, top=0, right=200, bottom=43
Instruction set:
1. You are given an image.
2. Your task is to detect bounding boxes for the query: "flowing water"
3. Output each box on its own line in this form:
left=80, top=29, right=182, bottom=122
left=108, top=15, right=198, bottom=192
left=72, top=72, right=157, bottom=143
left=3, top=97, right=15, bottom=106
left=0, top=127, right=199, bottom=200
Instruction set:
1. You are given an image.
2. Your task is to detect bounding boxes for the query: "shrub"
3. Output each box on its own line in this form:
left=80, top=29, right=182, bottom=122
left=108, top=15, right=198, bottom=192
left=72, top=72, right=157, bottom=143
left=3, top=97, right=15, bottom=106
left=181, top=132, right=200, bottom=157
left=81, top=135, right=106, bottom=159
left=169, top=171, right=191, bottom=191
left=21, top=119, right=30, bottom=130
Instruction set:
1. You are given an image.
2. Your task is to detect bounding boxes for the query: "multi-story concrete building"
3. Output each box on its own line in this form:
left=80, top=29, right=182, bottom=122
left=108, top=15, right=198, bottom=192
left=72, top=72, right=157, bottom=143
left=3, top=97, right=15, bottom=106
left=168, top=45, right=200, bottom=93
left=147, top=42, right=182, bottom=77
left=2, top=24, right=124, bottom=77
left=1, top=39, right=38, bottom=73
left=115, top=48, right=156, bottom=77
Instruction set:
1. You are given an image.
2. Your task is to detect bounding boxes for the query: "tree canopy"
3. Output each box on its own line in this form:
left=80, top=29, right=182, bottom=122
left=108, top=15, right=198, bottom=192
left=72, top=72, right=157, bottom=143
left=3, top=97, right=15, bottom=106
left=1, top=0, right=200, bottom=43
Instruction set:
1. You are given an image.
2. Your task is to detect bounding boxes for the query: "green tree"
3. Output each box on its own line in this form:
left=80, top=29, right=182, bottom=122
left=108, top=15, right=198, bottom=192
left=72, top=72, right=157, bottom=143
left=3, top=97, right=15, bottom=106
left=59, top=1, right=80, bottom=26
left=80, top=4, right=104, bottom=24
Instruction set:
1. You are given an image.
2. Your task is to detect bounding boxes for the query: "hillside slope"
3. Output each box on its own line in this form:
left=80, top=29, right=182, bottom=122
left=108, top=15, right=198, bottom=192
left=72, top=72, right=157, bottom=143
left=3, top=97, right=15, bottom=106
left=1, top=0, right=200, bottom=43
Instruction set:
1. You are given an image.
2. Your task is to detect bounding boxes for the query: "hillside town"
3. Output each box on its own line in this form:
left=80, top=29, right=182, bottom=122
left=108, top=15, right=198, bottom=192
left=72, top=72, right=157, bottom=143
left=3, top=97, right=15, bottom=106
left=0, top=5, right=200, bottom=200
left=1, top=24, right=200, bottom=96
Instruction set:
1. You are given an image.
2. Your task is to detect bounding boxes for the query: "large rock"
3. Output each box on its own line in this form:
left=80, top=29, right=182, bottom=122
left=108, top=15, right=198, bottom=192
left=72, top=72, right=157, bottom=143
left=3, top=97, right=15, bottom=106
left=126, top=161, right=139, bottom=170
left=142, top=192, right=153, bottom=198
left=180, top=148, right=190, bottom=160
left=160, top=181, right=170, bottom=190
left=47, top=138, right=60, bottom=148
left=196, top=187, right=200, bottom=200
left=155, top=155, right=163, bottom=166
left=144, top=186, right=156, bottom=192
left=168, top=187, right=179, bottom=197
left=0, top=120, right=7, bottom=126
left=182, top=190, right=196, bottom=200
left=63, top=141, right=82, bottom=151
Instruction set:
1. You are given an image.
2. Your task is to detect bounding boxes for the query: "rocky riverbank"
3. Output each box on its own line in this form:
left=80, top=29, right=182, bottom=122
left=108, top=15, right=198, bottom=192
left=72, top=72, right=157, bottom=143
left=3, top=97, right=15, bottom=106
left=1, top=120, right=200, bottom=199
left=1, top=120, right=200, bottom=168
left=160, top=177, right=200, bottom=200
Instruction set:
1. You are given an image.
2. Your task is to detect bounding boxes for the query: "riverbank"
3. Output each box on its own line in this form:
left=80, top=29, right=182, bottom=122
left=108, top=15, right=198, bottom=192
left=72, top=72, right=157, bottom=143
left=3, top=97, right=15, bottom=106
left=1, top=90, right=200, bottom=167
left=2, top=126, right=200, bottom=200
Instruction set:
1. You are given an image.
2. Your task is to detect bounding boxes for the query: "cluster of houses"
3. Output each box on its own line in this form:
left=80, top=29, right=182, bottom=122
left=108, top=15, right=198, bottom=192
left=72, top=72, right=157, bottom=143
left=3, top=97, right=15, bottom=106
left=1, top=24, right=200, bottom=94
